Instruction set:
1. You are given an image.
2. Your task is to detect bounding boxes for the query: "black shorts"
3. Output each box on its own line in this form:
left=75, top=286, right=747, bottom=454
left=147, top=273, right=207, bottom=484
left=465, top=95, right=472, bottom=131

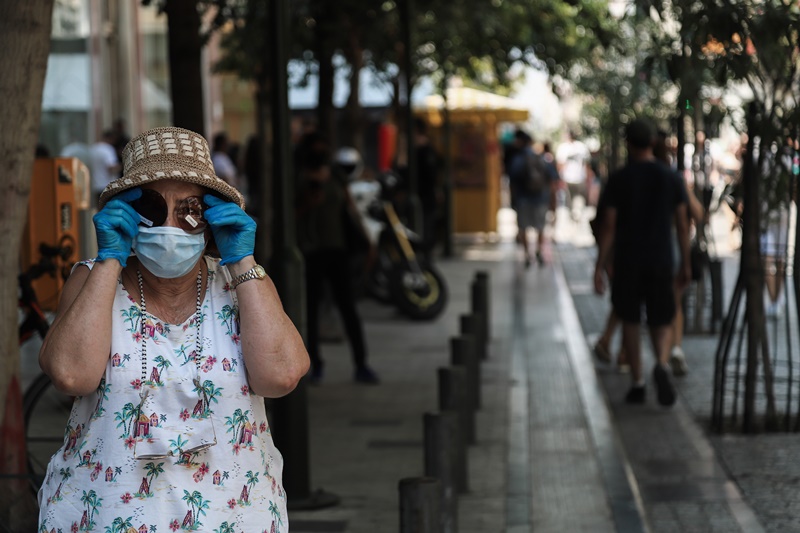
left=611, top=269, right=675, bottom=326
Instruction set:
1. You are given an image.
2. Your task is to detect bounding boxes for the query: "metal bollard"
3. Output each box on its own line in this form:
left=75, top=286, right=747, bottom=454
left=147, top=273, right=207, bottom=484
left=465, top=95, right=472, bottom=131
left=424, top=412, right=459, bottom=533
left=468, top=302, right=487, bottom=361
left=470, top=284, right=488, bottom=359
left=437, top=367, right=470, bottom=494
left=450, top=334, right=480, bottom=416
left=459, top=314, right=486, bottom=362
left=474, top=271, right=490, bottom=341
left=399, top=477, right=442, bottom=533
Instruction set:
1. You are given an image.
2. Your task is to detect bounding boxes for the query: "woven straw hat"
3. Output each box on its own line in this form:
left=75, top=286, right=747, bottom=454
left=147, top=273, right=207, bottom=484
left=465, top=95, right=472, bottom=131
left=98, top=126, right=245, bottom=209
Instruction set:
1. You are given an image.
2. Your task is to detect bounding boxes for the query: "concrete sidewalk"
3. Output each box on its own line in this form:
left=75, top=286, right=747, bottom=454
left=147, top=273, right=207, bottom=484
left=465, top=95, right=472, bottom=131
left=288, top=238, right=645, bottom=533
left=557, top=205, right=797, bottom=533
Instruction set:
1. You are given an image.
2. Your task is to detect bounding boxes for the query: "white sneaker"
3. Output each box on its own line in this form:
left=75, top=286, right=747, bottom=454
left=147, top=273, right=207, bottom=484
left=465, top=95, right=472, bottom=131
left=669, top=346, right=689, bottom=377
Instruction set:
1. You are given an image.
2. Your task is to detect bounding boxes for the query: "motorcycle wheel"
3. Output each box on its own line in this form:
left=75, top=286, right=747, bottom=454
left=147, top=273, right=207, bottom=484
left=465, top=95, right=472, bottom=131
left=389, top=263, right=448, bottom=320
left=366, top=268, right=394, bottom=304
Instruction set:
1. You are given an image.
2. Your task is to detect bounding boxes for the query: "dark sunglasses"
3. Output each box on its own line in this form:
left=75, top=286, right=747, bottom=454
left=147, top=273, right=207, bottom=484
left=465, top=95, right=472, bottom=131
left=130, top=189, right=208, bottom=235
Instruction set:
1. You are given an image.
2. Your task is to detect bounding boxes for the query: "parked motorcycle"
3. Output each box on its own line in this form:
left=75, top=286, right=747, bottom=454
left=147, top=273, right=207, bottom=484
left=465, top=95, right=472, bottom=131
left=338, top=149, right=448, bottom=321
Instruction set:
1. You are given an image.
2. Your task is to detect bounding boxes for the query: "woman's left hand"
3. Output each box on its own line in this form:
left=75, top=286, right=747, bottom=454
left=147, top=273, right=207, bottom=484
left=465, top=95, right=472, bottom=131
left=204, top=195, right=256, bottom=265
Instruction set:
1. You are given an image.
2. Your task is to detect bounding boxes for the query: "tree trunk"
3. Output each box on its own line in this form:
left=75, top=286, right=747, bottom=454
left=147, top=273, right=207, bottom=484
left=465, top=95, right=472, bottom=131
left=164, top=0, right=205, bottom=135
left=742, top=104, right=765, bottom=433
left=315, top=44, right=335, bottom=144
left=0, top=1, right=55, bottom=528
left=342, top=30, right=365, bottom=153
left=254, top=81, right=273, bottom=261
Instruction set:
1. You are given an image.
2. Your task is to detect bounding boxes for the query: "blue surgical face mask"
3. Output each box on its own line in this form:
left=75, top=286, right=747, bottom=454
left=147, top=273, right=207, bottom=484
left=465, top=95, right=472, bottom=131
left=133, top=226, right=206, bottom=279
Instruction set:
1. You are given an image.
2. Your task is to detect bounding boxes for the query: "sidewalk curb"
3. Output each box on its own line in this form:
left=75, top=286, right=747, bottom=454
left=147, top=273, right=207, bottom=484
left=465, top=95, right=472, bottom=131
left=554, top=264, right=650, bottom=533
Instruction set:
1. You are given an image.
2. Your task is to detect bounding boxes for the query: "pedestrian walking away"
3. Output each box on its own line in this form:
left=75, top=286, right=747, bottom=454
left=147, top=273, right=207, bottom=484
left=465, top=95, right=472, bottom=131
left=508, top=130, right=558, bottom=267
left=591, top=168, right=628, bottom=373
left=654, top=129, right=705, bottom=377
left=37, top=126, right=309, bottom=532
left=593, top=118, right=691, bottom=407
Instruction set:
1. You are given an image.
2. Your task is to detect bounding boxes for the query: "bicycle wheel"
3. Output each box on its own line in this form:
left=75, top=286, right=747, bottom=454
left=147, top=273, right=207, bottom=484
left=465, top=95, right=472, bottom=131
left=23, top=372, right=71, bottom=492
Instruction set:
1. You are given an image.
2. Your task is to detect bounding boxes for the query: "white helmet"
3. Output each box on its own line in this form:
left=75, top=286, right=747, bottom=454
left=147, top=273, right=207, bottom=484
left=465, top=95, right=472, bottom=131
left=334, top=146, right=363, bottom=181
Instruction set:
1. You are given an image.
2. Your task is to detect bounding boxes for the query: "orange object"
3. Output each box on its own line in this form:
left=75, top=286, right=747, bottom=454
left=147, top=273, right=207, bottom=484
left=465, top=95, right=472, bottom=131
left=377, top=123, right=397, bottom=172
left=21, top=158, right=82, bottom=311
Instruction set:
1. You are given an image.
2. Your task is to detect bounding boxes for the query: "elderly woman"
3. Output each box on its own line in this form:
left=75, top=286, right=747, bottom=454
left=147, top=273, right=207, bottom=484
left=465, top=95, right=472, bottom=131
left=37, top=127, right=308, bottom=533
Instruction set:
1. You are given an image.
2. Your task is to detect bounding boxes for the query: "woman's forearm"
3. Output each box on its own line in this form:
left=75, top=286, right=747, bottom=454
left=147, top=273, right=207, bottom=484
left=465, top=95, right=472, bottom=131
left=228, top=258, right=310, bottom=398
left=39, top=261, right=121, bottom=395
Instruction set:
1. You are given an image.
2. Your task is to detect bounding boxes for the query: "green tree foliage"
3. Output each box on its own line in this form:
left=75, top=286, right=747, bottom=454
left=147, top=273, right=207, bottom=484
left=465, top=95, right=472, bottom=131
left=569, top=5, right=674, bottom=170
left=217, top=0, right=617, bottom=102
left=141, top=0, right=245, bottom=134
left=415, top=0, right=616, bottom=93
left=642, top=0, right=800, bottom=199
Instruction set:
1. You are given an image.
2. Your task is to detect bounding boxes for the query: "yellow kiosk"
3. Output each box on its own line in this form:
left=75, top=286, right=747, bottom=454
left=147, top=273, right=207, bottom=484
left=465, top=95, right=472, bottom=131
left=415, top=87, right=529, bottom=234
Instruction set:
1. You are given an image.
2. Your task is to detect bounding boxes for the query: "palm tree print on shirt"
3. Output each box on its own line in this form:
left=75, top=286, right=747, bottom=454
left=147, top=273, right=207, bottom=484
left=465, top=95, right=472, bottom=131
left=92, top=379, right=111, bottom=420
left=180, top=490, right=210, bottom=531
left=223, top=408, right=256, bottom=453
left=49, top=467, right=72, bottom=503
left=103, top=516, right=134, bottom=533
left=136, top=461, right=165, bottom=498
left=214, top=522, right=236, bottom=533
left=269, top=500, right=284, bottom=533
left=121, top=306, right=143, bottom=339
left=150, top=355, right=172, bottom=386
left=114, top=401, right=142, bottom=444
left=80, top=489, right=103, bottom=531
left=215, top=305, right=240, bottom=344
left=237, top=471, right=258, bottom=506
left=192, top=380, right=222, bottom=419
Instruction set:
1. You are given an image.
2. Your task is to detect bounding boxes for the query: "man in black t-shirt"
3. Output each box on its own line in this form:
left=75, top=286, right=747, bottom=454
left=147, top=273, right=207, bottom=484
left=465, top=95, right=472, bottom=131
left=593, top=119, right=691, bottom=406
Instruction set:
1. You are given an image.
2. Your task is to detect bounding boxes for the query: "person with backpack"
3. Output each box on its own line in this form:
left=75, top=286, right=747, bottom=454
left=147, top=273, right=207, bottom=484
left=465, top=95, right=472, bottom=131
left=508, top=130, right=559, bottom=267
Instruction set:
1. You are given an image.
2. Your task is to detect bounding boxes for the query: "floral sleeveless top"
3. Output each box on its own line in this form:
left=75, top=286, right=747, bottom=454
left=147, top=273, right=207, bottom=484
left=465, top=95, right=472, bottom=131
left=38, top=257, right=287, bottom=533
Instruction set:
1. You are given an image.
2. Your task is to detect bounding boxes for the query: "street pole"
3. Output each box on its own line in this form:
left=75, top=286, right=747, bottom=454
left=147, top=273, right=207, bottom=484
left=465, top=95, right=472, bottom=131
left=266, top=0, right=338, bottom=510
left=401, top=0, right=422, bottom=233
left=442, top=75, right=454, bottom=257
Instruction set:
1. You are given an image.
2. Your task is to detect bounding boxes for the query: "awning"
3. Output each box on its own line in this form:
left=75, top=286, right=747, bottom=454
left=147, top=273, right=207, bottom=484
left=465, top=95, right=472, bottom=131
left=415, top=86, right=530, bottom=123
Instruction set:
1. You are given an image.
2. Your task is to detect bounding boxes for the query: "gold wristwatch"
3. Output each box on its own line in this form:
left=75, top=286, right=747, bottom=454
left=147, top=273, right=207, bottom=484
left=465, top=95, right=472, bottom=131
left=231, top=265, right=267, bottom=289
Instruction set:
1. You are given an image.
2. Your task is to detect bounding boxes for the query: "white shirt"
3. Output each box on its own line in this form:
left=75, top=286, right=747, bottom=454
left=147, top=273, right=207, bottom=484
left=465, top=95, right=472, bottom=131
left=60, top=142, right=92, bottom=169
left=89, top=141, right=119, bottom=193
left=556, top=140, right=591, bottom=185
left=37, top=257, right=288, bottom=532
left=212, top=151, right=239, bottom=189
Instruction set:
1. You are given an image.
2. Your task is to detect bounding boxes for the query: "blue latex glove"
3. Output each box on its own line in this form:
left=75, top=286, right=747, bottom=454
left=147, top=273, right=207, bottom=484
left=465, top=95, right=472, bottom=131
left=93, top=188, right=142, bottom=267
left=204, top=195, right=256, bottom=265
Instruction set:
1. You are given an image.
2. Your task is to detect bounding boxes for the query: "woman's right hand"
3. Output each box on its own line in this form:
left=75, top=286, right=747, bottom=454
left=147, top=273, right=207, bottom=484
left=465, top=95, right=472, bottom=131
left=93, top=187, right=142, bottom=267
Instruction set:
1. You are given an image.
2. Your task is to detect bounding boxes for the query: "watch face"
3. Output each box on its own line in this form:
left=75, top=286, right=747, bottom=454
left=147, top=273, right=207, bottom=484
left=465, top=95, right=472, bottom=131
left=255, top=265, right=266, bottom=278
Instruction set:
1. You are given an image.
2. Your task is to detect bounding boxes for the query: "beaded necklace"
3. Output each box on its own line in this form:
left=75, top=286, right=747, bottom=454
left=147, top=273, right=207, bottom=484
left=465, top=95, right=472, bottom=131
left=137, top=268, right=203, bottom=384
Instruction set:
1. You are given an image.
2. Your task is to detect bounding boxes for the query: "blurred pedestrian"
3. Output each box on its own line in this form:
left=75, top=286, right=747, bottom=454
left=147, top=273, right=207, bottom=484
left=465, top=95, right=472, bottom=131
left=542, top=141, right=561, bottom=232
left=89, top=129, right=121, bottom=207
left=112, top=117, right=131, bottom=164
left=593, top=119, right=691, bottom=406
left=591, top=181, right=628, bottom=372
left=295, top=131, right=379, bottom=385
left=655, top=129, right=705, bottom=376
left=556, top=130, right=593, bottom=220
left=508, top=131, right=558, bottom=267
left=211, top=132, right=239, bottom=189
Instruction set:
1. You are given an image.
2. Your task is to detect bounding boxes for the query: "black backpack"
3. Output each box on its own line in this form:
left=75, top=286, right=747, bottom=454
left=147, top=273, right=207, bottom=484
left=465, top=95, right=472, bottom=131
left=524, top=151, right=548, bottom=194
